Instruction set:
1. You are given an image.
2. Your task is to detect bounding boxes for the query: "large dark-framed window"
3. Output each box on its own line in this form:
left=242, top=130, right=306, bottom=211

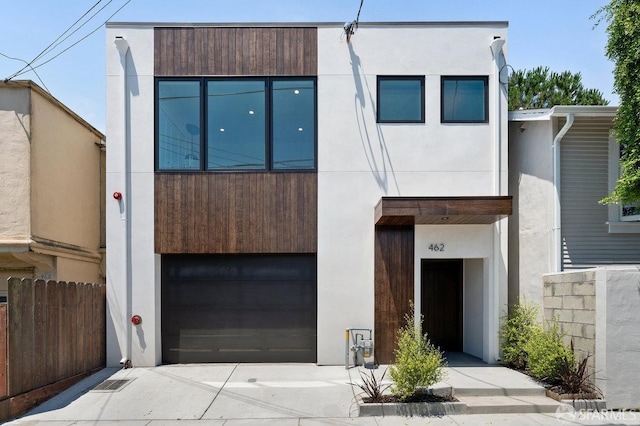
left=377, top=76, right=425, bottom=123
left=157, top=79, right=202, bottom=170
left=156, top=77, right=317, bottom=171
left=441, top=76, right=489, bottom=123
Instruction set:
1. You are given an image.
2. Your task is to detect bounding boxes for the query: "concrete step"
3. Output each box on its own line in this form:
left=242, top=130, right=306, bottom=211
left=457, top=394, right=564, bottom=415
left=454, top=386, right=546, bottom=397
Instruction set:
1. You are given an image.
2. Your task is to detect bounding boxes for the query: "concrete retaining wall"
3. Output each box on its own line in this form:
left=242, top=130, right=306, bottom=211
left=543, top=267, right=640, bottom=410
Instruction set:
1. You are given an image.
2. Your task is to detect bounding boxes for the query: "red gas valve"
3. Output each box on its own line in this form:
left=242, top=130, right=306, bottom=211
left=131, top=315, right=142, bottom=325
left=113, top=191, right=123, bottom=200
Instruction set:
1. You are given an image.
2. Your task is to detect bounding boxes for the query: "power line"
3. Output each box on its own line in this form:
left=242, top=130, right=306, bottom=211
left=32, top=1, right=118, bottom=73
left=344, top=0, right=365, bottom=43
left=6, top=1, right=107, bottom=81
left=0, top=52, right=51, bottom=92
left=7, top=0, right=132, bottom=81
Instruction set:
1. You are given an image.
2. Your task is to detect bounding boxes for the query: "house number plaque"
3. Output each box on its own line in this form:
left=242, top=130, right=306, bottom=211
left=428, top=243, right=445, bottom=252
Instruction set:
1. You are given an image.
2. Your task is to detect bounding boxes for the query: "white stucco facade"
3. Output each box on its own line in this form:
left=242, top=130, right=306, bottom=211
left=106, top=22, right=509, bottom=367
left=508, top=117, right=555, bottom=308
left=106, top=25, right=159, bottom=367
left=596, top=267, right=640, bottom=409
left=316, top=24, right=508, bottom=364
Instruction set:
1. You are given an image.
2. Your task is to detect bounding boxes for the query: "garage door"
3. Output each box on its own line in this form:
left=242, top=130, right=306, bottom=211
left=161, top=254, right=316, bottom=363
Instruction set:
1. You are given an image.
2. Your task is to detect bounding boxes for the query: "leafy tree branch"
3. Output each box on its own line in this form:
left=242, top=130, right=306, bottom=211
left=594, top=0, right=640, bottom=204
left=508, top=66, right=608, bottom=110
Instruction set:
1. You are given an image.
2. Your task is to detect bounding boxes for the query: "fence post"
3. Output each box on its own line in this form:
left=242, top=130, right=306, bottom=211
left=0, top=303, right=7, bottom=398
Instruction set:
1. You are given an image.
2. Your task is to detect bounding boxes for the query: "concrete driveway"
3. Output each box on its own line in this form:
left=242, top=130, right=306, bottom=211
left=6, top=364, right=639, bottom=425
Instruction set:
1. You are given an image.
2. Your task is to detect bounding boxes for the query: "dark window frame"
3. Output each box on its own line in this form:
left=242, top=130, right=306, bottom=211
left=155, top=76, right=317, bottom=172
left=376, top=76, right=425, bottom=124
left=155, top=78, right=204, bottom=171
left=207, top=78, right=269, bottom=171
left=440, top=76, right=489, bottom=124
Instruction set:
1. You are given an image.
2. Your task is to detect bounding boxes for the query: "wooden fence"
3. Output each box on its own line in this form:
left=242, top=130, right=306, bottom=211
left=0, top=278, right=106, bottom=419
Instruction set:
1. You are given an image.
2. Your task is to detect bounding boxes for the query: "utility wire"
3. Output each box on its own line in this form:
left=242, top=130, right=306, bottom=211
left=7, top=0, right=131, bottom=80
left=6, top=0, right=106, bottom=81
left=31, top=0, right=117, bottom=73
left=344, top=0, right=364, bottom=43
left=0, top=52, right=51, bottom=92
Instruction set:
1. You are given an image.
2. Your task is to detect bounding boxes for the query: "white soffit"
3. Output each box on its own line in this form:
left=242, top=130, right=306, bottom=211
left=509, top=105, right=617, bottom=122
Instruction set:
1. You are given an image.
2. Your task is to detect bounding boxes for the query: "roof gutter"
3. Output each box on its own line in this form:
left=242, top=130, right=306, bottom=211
left=552, top=113, right=574, bottom=272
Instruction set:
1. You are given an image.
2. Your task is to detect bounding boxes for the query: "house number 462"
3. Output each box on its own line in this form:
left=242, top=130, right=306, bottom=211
left=429, top=243, right=445, bottom=252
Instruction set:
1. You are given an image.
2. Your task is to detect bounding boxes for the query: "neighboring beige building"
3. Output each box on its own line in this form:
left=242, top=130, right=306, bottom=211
left=0, top=80, right=105, bottom=300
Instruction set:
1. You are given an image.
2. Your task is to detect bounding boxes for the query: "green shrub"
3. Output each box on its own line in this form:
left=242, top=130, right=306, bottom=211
left=389, top=304, right=447, bottom=401
left=499, top=300, right=539, bottom=369
left=525, top=320, right=573, bottom=381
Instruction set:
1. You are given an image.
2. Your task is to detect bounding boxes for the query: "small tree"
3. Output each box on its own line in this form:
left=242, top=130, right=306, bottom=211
left=508, top=66, right=608, bottom=110
left=499, top=300, right=539, bottom=370
left=389, top=303, right=447, bottom=401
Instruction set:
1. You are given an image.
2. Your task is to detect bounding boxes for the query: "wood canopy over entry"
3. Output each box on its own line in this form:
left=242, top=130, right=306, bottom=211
left=374, top=196, right=512, bottom=226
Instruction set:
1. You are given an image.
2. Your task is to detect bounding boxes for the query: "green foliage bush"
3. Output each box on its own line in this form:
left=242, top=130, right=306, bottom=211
left=499, top=300, right=539, bottom=369
left=524, top=321, right=573, bottom=381
left=594, top=1, right=640, bottom=205
left=389, top=304, right=447, bottom=401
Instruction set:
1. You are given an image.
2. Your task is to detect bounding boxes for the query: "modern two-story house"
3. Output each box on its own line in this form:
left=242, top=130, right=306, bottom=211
left=105, top=21, right=511, bottom=367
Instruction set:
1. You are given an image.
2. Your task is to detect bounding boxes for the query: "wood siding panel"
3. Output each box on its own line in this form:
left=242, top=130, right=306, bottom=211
left=374, top=226, right=414, bottom=364
left=155, top=27, right=317, bottom=76
left=375, top=196, right=512, bottom=225
left=155, top=172, right=317, bottom=254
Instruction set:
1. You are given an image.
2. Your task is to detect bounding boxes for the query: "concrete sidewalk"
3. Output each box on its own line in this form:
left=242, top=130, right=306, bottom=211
left=6, top=364, right=639, bottom=425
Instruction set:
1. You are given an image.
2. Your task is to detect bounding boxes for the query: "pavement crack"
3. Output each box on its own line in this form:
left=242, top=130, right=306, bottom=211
left=199, top=362, right=239, bottom=420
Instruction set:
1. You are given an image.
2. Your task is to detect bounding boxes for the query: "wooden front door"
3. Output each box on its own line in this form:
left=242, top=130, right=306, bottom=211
left=421, top=259, right=463, bottom=351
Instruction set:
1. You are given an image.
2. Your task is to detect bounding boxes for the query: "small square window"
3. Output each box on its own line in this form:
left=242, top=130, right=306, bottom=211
left=377, top=76, right=425, bottom=123
left=441, top=76, right=488, bottom=123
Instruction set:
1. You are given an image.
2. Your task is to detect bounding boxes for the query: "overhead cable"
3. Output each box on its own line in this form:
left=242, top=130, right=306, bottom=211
left=1, top=51, right=51, bottom=91
left=344, top=0, right=364, bottom=43
left=6, top=0, right=107, bottom=81
left=6, top=0, right=131, bottom=81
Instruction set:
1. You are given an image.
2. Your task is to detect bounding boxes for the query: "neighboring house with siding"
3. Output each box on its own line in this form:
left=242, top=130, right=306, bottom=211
left=0, top=80, right=106, bottom=300
left=508, top=106, right=640, bottom=307
left=106, top=21, right=511, bottom=367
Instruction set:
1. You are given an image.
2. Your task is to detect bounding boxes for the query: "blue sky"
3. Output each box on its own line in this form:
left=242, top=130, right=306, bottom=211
left=0, top=0, right=614, bottom=132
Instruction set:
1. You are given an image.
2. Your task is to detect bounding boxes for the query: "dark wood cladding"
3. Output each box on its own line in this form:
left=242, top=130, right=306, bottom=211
left=155, top=172, right=317, bottom=254
left=375, top=196, right=513, bottom=225
left=154, top=27, right=318, bottom=76
left=374, top=225, right=414, bottom=364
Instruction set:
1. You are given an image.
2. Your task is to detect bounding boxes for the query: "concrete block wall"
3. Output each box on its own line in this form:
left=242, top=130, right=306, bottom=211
left=543, top=270, right=596, bottom=378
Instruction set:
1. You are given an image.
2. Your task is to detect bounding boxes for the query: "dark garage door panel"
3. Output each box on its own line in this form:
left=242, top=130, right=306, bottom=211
left=162, top=254, right=317, bottom=363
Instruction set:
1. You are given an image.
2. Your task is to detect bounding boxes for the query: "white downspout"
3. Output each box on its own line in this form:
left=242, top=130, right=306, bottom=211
left=490, top=37, right=506, bottom=362
left=114, top=36, right=132, bottom=367
left=552, top=113, right=574, bottom=272
left=490, top=37, right=506, bottom=197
